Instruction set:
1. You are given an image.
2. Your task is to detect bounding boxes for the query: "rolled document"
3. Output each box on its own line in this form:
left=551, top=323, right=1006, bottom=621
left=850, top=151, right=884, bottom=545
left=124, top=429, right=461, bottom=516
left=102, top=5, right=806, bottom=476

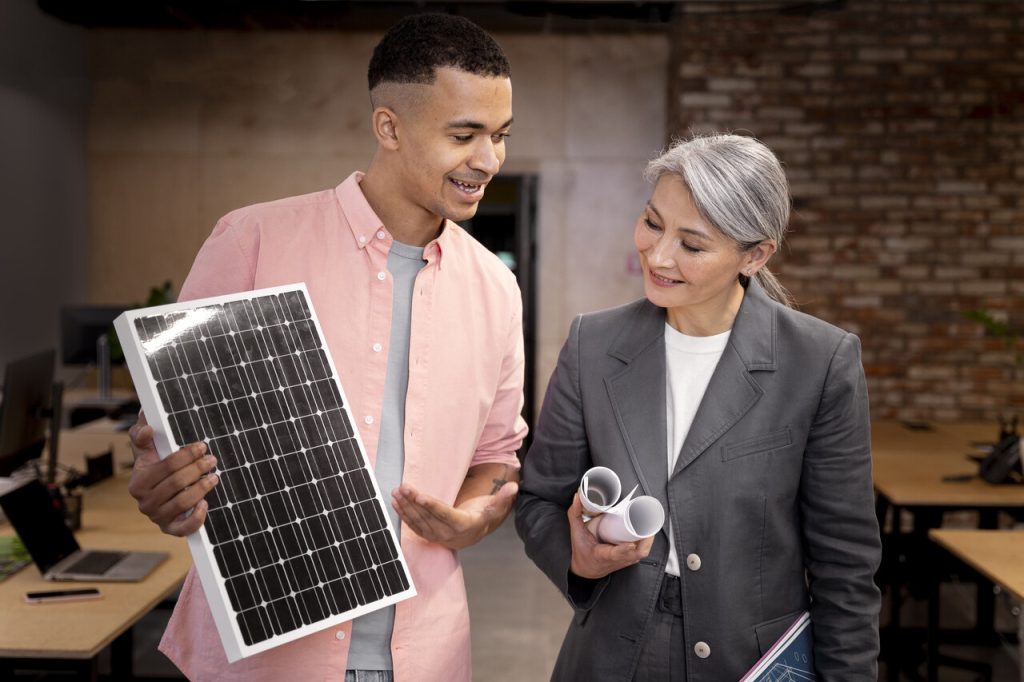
left=579, top=466, right=621, bottom=515
left=578, top=467, right=665, bottom=543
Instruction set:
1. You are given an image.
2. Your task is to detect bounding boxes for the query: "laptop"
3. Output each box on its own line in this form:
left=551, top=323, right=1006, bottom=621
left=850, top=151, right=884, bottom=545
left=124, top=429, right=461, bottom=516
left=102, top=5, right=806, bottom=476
left=0, top=477, right=167, bottom=581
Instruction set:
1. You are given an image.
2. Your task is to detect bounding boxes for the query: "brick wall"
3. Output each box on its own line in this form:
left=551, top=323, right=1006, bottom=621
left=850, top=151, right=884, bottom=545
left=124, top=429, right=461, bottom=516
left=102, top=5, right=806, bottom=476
left=668, top=0, right=1024, bottom=422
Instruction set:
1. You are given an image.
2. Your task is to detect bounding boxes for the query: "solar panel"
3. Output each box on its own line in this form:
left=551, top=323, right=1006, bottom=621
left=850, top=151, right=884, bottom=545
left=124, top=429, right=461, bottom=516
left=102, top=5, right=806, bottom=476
left=114, top=283, right=416, bottom=662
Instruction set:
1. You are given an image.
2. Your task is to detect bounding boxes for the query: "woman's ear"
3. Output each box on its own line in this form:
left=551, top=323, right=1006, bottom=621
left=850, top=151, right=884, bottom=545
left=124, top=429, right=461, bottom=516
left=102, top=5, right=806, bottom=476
left=371, top=107, right=400, bottom=150
left=744, top=239, right=777, bottom=276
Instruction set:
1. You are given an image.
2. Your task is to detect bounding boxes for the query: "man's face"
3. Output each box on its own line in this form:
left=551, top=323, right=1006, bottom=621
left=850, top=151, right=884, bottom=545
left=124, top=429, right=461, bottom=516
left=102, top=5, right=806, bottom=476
left=395, top=67, right=513, bottom=224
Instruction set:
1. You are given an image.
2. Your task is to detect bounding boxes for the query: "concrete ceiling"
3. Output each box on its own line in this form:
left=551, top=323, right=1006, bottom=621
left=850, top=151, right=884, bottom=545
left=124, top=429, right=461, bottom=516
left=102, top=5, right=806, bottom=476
left=37, top=1, right=843, bottom=32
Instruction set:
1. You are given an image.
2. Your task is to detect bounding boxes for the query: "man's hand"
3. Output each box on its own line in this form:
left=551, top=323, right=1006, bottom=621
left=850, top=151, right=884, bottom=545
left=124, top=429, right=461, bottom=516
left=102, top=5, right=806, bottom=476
left=568, top=492, right=652, bottom=579
left=127, top=411, right=219, bottom=536
left=391, top=479, right=518, bottom=551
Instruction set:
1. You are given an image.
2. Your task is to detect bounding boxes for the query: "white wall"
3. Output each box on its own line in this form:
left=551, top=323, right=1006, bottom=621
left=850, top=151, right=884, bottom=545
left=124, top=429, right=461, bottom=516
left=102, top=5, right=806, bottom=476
left=0, top=1, right=89, bottom=370
left=86, top=29, right=668, bottom=410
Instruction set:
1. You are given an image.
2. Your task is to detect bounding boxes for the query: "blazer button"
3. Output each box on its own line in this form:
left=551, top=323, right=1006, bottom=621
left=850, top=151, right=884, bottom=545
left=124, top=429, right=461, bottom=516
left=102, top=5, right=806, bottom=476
left=694, top=641, right=711, bottom=658
left=686, top=553, right=701, bottom=571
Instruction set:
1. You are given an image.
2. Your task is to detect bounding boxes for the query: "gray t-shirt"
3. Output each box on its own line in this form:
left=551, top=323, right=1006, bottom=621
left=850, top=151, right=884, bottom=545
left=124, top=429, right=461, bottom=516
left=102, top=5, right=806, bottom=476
left=346, top=239, right=426, bottom=671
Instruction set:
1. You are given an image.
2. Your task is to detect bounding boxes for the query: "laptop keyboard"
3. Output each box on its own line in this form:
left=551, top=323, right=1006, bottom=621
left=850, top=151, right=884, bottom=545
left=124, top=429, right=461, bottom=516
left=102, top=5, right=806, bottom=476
left=64, top=551, right=127, bottom=575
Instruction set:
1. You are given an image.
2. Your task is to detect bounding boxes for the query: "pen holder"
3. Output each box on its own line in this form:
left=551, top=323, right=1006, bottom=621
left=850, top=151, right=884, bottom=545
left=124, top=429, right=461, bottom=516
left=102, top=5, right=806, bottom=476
left=46, top=484, right=83, bottom=531
left=62, top=491, right=83, bottom=531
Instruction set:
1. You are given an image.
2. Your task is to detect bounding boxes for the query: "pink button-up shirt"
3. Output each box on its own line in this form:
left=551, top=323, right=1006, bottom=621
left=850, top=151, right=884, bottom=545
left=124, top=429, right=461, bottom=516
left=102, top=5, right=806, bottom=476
left=158, top=172, right=527, bottom=681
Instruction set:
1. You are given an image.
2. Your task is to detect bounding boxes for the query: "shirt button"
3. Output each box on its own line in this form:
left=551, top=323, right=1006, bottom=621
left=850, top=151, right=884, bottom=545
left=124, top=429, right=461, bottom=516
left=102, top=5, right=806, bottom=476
left=694, top=641, right=711, bottom=658
left=377, top=271, right=386, bottom=281
left=376, top=230, right=386, bottom=240
left=686, top=553, right=702, bottom=571
left=364, top=415, right=374, bottom=425
left=335, top=630, right=346, bottom=640
left=372, top=343, right=382, bottom=353
left=358, top=235, right=366, bottom=244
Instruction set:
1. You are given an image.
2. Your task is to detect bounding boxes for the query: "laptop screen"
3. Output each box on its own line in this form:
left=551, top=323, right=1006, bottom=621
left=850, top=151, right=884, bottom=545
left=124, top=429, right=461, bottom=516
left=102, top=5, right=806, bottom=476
left=0, top=478, right=79, bottom=573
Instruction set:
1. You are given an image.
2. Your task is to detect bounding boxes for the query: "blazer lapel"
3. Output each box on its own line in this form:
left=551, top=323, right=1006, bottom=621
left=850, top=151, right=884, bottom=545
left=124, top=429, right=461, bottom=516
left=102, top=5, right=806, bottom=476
left=671, top=279, right=778, bottom=478
left=604, top=301, right=670, bottom=523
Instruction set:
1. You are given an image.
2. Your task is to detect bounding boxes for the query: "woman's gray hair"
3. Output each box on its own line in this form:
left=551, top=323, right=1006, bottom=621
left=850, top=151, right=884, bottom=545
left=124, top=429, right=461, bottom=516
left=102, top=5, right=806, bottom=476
left=644, top=133, right=794, bottom=307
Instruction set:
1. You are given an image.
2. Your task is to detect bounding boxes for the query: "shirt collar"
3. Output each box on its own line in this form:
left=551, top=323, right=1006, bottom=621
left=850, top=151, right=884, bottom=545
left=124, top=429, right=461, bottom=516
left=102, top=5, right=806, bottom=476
left=336, top=171, right=448, bottom=267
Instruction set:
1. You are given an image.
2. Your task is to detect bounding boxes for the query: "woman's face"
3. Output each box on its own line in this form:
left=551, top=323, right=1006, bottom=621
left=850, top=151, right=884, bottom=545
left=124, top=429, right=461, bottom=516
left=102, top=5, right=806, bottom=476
left=634, top=175, right=764, bottom=331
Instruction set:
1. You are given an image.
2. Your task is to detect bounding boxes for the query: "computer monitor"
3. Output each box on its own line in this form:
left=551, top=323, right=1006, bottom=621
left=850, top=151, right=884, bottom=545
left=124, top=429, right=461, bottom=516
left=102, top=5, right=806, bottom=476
left=60, top=304, right=125, bottom=401
left=0, top=350, right=60, bottom=480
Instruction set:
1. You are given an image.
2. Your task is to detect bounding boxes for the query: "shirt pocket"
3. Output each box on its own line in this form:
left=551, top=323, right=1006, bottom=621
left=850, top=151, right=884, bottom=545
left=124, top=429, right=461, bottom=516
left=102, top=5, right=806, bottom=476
left=721, top=427, right=793, bottom=462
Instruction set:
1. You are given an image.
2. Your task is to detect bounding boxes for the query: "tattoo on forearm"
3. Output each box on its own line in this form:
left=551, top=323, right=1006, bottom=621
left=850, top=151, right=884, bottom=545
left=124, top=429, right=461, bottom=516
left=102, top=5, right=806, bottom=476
left=490, top=465, right=511, bottom=494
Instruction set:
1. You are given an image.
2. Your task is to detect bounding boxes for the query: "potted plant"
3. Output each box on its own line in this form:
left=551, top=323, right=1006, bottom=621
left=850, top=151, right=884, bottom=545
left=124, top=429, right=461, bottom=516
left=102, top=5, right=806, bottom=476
left=964, top=309, right=1023, bottom=484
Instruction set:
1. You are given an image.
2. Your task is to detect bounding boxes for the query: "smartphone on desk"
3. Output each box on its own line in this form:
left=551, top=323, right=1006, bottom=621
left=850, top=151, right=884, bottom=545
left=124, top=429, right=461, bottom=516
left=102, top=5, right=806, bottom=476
left=24, top=587, right=102, bottom=604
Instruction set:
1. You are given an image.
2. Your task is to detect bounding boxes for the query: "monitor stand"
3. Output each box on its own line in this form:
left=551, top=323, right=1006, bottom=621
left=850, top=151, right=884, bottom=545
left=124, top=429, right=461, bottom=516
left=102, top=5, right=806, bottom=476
left=72, top=333, right=133, bottom=409
left=45, top=382, right=63, bottom=485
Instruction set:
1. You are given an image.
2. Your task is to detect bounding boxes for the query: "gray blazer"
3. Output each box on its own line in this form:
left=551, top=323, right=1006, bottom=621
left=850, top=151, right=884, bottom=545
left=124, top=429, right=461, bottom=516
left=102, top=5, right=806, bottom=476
left=516, top=280, right=881, bottom=681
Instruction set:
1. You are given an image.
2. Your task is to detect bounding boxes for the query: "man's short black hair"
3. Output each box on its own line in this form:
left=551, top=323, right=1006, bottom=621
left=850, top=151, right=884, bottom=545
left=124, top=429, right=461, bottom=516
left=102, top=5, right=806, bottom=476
left=368, top=13, right=511, bottom=91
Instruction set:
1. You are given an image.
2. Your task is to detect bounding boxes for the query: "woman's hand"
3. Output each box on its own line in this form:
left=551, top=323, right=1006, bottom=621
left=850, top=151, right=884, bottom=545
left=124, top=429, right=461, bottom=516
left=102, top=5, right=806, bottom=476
left=567, top=492, right=653, bottom=579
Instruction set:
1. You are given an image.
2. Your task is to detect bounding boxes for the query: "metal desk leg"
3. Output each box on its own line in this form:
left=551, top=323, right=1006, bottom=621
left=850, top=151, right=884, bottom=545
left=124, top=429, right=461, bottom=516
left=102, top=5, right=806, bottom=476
left=1018, top=605, right=1023, bottom=682
left=888, top=503, right=903, bottom=682
left=978, top=509, right=998, bottom=641
left=927, top=547, right=940, bottom=682
left=111, top=626, right=134, bottom=679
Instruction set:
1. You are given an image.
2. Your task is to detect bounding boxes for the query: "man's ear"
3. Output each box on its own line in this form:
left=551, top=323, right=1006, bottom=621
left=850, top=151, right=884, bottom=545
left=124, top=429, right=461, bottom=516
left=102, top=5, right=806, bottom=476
left=371, top=107, right=400, bottom=150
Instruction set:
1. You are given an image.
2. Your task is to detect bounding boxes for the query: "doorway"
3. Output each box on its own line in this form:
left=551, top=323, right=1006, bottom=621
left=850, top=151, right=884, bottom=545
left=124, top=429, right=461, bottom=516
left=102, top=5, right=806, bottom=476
left=459, top=174, right=538, bottom=451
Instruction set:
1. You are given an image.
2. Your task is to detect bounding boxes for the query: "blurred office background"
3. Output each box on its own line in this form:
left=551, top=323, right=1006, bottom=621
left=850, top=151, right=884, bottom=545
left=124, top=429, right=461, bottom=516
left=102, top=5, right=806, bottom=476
left=1, top=0, right=1023, bottom=679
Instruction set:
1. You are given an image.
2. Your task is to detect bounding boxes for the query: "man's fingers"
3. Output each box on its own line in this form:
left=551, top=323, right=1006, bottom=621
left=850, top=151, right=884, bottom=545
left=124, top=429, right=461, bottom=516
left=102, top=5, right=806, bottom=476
left=163, top=498, right=209, bottom=537
left=128, top=411, right=155, bottom=452
left=149, top=473, right=219, bottom=528
left=392, top=489, right=438, bottom=535
left=128, top=421, right=152, bottom=448
left=130, top=442, right=210, bottom=493
left=396, top=485, right=461, bottom=527
left=160, top=441, right=209, bottom=472
left=410, top=492, right=458, bottom=525
left=149, top=455, right=217, bottom=508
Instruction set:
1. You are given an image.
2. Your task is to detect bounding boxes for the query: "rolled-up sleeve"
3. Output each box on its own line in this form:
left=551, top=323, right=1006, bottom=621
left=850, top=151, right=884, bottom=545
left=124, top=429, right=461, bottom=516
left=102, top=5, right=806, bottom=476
left=470, top=284, right=528, bottom=469
left=178, top=218, right=258, bottom=302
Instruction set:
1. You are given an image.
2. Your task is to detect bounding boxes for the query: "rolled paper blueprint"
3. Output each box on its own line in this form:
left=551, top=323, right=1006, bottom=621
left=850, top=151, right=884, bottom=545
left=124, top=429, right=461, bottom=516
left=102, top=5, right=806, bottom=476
left=577, top=467, right=665, bottom=543
left=579, top=466, right=622, bottom=515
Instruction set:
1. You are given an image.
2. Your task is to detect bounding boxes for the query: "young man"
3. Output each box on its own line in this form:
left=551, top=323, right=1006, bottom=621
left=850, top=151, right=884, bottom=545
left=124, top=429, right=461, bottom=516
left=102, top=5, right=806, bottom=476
left=126, top=14, right=526, bottom=681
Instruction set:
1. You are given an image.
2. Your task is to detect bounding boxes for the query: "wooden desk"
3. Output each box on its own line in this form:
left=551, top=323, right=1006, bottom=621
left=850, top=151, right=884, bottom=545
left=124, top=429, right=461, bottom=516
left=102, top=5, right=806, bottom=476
left=928, top=529, right=1024, bottom=682
left=873, top=421, right=1024, bottom=508
left=51, top=424, right=137, bottom=475
left=0, top=431, right=190, bottom=679
left=872, top=421, right=1024, bottom=681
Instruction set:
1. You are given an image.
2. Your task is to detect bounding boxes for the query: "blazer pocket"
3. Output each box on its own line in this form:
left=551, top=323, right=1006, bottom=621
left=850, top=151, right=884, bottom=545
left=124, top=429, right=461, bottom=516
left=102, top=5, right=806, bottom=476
left=754, top=609, right=805, bottom=655
left=721, top=427, right=792, bottom=462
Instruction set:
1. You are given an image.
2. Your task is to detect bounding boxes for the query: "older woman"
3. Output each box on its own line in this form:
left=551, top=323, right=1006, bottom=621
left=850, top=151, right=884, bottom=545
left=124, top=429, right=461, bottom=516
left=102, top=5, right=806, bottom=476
left=516, top=134, right=881, bottom=681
